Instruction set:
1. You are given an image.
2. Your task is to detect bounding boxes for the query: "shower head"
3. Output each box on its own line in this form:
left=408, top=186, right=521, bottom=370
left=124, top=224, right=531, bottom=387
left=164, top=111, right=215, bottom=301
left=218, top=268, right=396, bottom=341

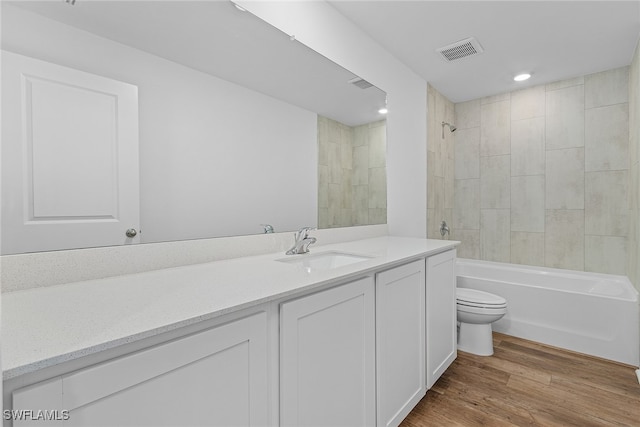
left=441, top=122, right=456, bottom=138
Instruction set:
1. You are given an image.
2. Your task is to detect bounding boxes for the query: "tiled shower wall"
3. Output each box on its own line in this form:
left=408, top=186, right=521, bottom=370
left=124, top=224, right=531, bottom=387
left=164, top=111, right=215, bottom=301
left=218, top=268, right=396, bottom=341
left=318, top=115, right=387, bottom=229
left=426, top=84, right=455, bottom=239
left=629, top=43, right=640, bottom=290
left=453, top=67, right=630, bottom=274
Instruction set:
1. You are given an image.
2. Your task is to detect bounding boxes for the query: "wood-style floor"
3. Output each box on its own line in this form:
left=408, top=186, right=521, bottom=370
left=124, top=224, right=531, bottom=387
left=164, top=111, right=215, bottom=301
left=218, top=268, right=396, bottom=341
left=401, top=333, right=640, bottom=426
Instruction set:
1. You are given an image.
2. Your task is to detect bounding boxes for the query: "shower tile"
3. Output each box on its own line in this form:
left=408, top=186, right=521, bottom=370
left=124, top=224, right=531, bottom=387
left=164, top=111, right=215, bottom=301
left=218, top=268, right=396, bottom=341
left=341, top=172, right=352, bottom=209
left=585, top=170, right=628, bottom=236
left=328, top=119, right=341, bottom=143
left=318, top=208, right=329, bottom=229
left=340, top=208, right=352, bottom=227
left=341, top=138, right=353, bottom=169
left=454, top=127, right=480, bottom=179
left=352, top=185, right=369, bottom=225
left=352, top=145, right=368, bottom=185
left=318, top=165, right=329, bottom=209
left=340, top=125, right=352, bottom=147
left=545, top=76, right=584, bottom=92
left=481, top=92, right=510, bottom=105
left=444, top=208, right=453, bottom=230
left=427, top=208, right=437, bottom=239
left=368, top=208, right=386, bottom=225
left=328, top=142, right=342, bottom=184
left=454, top=179, right=480, bottom=230
left=511, top=117, right=545, bottom=176
left=480, top=155, right=510, bottom=209
left=480, top=209, right=510, bottom=262
left=480, top=100, right=511, bottom=156
left=545, top=209, right=584, bottom=270
left=368, top=124, right=386, bottom=168
left=431, top=175, right=444, bottom=215
left=328, top=183, right=341, bottom=226
left=545, top=148, right=584, bottom=209
left=455, top=99, right=480, bottom=129
left=368, top=167, right=387, bottom=209
left=630, top=162, right=639, bottom=213
left=585, top=103, right=628, bottom=172
left=434, top=205, right=445, bottom=241
left=444, top=161, right=454, bottom=210
left=585, top=235, right=627, bottom=275
left=436, top=90, right=447, bottom=124
left=585, top=67, right=628, bottom=109
left=545, top=85, right=584, bottom=150
left=452, top=229, right=480, bottom=259
left=433, top=138, right=445, bottom=178
left=511, top=175, right=545, bottom=232
left=510, top=232, right=545, bottom=267
left=631, top=129, right=639, bottom=170
left=353, top=125, right=367, bottom=147
left=427, top=157, right=435, bottom=210
left=444, top=96, right=455, bottom=126
left=511, top=85, right=545, bottom=120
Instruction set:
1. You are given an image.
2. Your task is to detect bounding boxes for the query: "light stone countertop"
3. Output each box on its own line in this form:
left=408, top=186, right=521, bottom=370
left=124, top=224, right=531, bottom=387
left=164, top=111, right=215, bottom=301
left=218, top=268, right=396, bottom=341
left=2, top=236, right=458, bottom=380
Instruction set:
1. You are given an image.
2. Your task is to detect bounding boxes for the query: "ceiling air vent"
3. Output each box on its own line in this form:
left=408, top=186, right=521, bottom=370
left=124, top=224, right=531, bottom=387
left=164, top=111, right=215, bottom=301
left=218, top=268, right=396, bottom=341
left=348, top=77, right=374, bottom=89
left=437, top=37, right=484, bottom=62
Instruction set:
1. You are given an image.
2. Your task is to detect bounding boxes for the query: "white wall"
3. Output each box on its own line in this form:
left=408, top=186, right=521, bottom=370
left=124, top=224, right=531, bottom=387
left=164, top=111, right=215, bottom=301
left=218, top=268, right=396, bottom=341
left=1, top=0, right=427, bottom=291
left=237, top=1, right=428, bottom=238
left=1, top=4, right=317, bottom=243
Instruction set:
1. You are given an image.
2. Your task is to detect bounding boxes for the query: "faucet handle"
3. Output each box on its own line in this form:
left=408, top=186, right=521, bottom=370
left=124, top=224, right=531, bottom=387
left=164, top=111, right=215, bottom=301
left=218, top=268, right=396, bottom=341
left=297, top=226, right=316, bottom=239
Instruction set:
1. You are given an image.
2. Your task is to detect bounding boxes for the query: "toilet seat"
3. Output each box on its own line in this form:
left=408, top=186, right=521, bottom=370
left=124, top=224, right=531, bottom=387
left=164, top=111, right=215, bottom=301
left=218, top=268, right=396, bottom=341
left=456, top=288, right=507, bottom=309
left=456, top=288, right=507, bottom=356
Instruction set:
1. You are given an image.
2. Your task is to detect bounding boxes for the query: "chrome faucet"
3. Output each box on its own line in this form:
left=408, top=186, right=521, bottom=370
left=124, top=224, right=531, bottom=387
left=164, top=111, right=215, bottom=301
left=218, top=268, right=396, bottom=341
left=286, top=227, right=317, bottom=255
left=440, top=220, right=450, bottom=238
left=261, top=224, right=274, bottom=234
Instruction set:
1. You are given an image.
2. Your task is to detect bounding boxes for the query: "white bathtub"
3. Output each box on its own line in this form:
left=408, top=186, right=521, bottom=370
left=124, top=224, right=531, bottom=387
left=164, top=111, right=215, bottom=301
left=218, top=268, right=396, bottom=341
left=456, top=258, right=640, bottom=366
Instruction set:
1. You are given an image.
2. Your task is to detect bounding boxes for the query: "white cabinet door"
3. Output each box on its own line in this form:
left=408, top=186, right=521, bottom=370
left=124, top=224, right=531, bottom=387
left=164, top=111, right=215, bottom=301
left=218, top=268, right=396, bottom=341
left=1, top=50, right=140, bottom=254
left=426, top=249, right=457, bottom=389
left=12, top=312, right=269, bottom=427
left=280, top=277, right=376, bottom=427
left=376, top=259, right=426, bottom=427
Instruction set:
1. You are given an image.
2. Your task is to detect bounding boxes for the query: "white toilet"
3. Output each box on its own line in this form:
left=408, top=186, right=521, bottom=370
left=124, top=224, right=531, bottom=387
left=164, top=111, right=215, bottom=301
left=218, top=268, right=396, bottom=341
left=456, top=288, right=507, bottom=356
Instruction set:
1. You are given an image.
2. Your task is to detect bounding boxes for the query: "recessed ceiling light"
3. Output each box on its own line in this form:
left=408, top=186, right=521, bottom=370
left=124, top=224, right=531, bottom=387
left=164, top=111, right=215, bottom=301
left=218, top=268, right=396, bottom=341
left=514, top=73, right=531, bottom=82
left=378, top=107, right=388, bottom=115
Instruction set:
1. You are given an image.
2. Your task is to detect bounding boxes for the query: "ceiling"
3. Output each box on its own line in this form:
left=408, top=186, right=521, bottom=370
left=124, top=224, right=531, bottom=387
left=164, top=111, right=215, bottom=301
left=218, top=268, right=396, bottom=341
left=8, top=1, right=640, bottom=107
left=329, top=1, right=640, bottom=103
left=6, top=0, right=386, bottom=127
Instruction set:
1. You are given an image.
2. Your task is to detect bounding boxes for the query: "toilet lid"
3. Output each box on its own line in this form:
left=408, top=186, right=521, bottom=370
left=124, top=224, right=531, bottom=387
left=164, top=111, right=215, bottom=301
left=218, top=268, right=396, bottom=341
left=456, top=288, right=507, bottom=306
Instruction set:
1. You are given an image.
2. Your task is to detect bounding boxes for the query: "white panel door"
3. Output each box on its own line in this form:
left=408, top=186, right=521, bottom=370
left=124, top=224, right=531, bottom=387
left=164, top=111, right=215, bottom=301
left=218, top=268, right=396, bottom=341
left=426, top=249, right=457, bottom=389
left=1, top=50, right=140, bottom=254
left=280, top=277, right=376, bottom=427
left=12, top=312, right=269, bottom=427
left=376, top=259, right=426, bottom=427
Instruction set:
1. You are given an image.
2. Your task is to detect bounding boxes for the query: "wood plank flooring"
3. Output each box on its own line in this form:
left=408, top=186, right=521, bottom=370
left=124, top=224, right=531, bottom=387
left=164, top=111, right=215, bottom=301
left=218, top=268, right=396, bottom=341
left=401, top=333, right=640, bottom=426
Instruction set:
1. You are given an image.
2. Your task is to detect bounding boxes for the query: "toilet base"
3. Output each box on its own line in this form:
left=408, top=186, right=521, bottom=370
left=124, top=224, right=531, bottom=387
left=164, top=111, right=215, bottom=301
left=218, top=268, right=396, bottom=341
left=457, top=322, right=494, bottom=356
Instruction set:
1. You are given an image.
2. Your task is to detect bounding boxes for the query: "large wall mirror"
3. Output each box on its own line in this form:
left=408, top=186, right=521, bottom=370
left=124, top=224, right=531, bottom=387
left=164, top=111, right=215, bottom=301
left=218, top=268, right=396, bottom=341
left=0, top=1, right=387, bottom=255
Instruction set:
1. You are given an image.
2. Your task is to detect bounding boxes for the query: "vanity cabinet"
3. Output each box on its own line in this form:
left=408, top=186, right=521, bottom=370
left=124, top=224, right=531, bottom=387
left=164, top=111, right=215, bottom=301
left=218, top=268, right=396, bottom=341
left=279, top=276, right=376, bottom=427
left=425, top=249, right=457, bottom=389
left=375, top=260, right=426, bottom=427
left=8, top=245, right=459, bottom=427
left=12, top=312, right=269, bottom=427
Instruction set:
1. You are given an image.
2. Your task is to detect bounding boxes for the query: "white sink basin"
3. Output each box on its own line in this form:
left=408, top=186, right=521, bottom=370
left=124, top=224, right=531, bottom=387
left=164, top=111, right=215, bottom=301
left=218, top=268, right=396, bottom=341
left=276, top=251, right=373, bottom=270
